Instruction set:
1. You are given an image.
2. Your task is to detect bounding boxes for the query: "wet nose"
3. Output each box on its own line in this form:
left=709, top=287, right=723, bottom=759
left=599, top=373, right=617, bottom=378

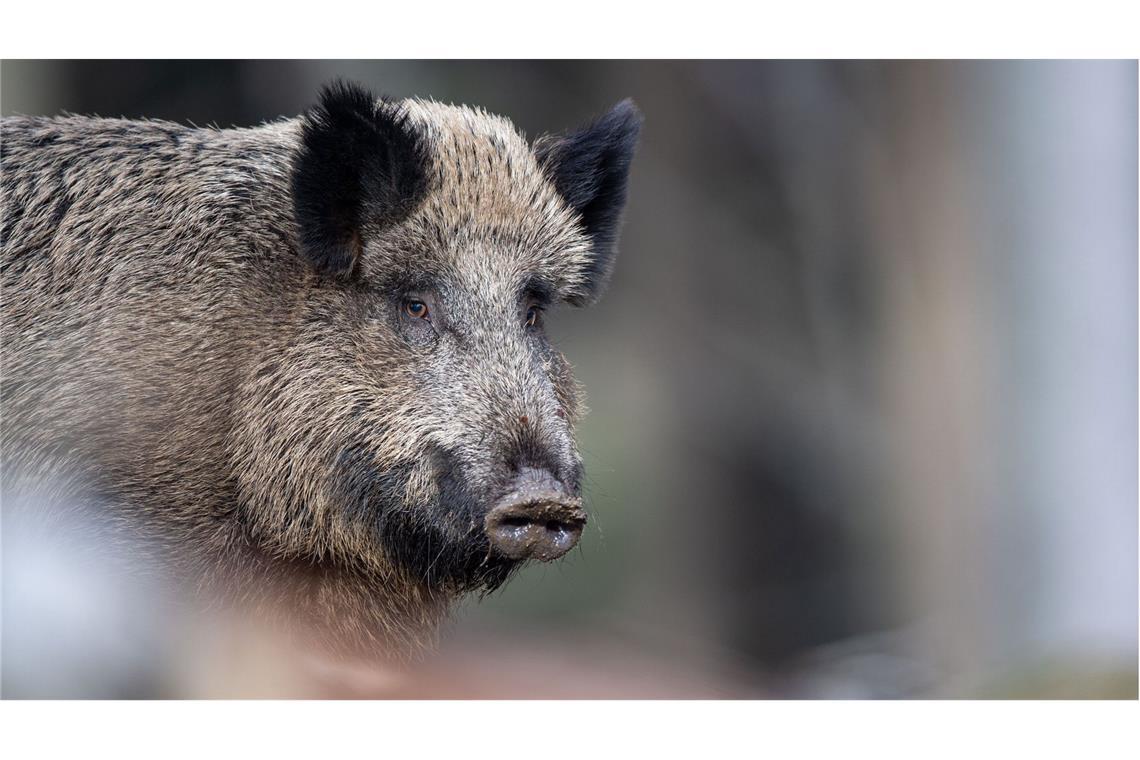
left=484, top=467, right=586, bottom=561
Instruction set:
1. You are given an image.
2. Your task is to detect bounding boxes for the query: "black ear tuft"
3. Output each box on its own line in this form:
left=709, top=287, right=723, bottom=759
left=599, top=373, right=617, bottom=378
left=292, top=81, right=430, bottom=277
left=534, top=99, right=643, bottom=303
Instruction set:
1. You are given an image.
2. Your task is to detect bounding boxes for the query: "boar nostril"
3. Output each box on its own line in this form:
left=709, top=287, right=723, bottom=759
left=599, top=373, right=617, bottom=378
left=484, top=507, right=585, bottom=562
left=484, top=467, right=585, bottom=562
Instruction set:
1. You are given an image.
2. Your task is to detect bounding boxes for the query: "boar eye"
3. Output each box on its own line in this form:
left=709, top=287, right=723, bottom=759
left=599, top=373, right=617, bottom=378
left=525, top=305, right=542, bottom=328
left=404, top=300, right=429, bottom=319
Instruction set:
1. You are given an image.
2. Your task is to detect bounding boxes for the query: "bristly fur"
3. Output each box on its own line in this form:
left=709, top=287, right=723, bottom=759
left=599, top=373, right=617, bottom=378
left=292, top=81, right=431, bottom=277
left=0, top=81, right=641, bottom=661
left=534, top=99, right=643, bottom=304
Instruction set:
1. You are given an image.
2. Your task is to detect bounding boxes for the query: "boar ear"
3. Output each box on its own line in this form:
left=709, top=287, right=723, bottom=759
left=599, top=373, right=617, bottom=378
left=534, top=99, right=643, bottom=303
left=292, top=81, right=429, bottom=277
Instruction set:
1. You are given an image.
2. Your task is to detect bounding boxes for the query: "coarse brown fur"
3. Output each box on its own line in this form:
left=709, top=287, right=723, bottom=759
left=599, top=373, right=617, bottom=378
left=0, top=83, right=641, bottom=659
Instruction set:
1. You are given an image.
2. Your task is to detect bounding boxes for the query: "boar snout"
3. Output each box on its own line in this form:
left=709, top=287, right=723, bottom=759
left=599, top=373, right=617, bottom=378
left=484, top=467, right=585, bottom=562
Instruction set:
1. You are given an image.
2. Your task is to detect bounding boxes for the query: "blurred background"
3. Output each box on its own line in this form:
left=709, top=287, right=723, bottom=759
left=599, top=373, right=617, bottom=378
left=1, top=60, right=1136, bottom=698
